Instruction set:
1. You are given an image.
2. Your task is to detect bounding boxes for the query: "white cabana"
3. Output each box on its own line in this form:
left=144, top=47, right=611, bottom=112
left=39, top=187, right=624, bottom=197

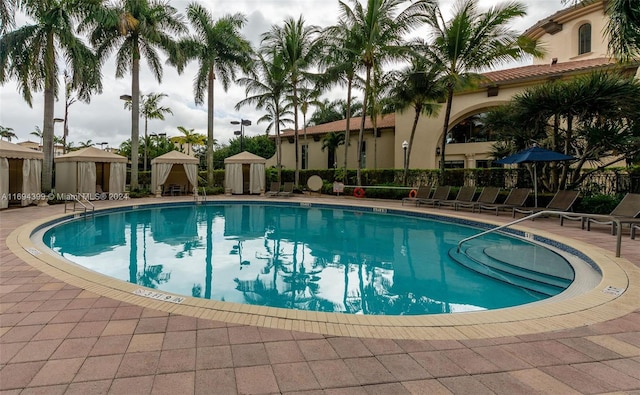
left=0, top=140, right=43, bottom=208
left=224, top=151, right=266, bottom=195
left=54, top=147, right=127, bottom=196
left=151, top=150, right=199, bottom=196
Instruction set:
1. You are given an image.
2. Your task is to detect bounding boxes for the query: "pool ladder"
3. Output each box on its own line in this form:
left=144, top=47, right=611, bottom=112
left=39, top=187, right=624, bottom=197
left=457, top=210, right=624, bottom=258
left=194, top=187, right=207, bottom=202
left=64, top=194, right=95, bottom=217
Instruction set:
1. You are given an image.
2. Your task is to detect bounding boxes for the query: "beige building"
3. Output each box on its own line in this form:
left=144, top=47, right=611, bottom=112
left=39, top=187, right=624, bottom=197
left=271, top=0, right=638, bottom=171
left=17, top=140, right=65, bottom=157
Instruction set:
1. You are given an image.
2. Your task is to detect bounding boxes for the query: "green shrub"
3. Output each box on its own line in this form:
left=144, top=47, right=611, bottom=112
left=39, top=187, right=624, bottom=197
left=574, top=194, right=623, bottom=214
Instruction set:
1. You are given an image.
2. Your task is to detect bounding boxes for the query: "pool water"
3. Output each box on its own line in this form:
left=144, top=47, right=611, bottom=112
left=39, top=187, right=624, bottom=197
left=43, top=203, right=575, bottom=315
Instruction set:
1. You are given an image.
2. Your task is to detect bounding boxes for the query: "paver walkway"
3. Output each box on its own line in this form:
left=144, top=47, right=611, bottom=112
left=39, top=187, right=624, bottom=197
left=1, top=196, right=639, bottom=394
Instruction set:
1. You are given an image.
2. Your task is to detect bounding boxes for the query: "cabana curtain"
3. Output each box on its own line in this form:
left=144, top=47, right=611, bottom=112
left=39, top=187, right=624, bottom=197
left=225, top=163, right=243, bottom=194
left=183, top=163, right=198, bottom=195
left=152, top=163, right=173, bottom=193
left=109, top=162, right=126, bottom=193
left=0, top=158, right=8, bottom=209
left=77, top=162, right=96, bottom=196
left=22, top=159, right=41, bottom=206
left=249, top=163, right=265, bottom=194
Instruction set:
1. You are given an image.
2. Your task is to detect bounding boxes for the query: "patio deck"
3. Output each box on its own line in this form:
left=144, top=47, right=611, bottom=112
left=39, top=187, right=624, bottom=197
left=1, top=195, right=639, bottom=394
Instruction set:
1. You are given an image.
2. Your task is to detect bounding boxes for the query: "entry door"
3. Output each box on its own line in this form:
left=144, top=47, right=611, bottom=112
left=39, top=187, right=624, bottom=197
left=242, top=164, right=250, bottom=194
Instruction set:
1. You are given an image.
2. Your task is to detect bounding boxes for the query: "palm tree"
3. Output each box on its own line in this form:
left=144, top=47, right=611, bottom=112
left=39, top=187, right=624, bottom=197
left=0, top=126, right=16, bottom=141
left=171, top=4, right=252, bottom=187
left=338, top=0, right=433, bottom=186
left=320, top=20, right=363, bottom=174
left=423, top=0, right=540, bottom=183
left=78, top=140, right=94, bottom=148
left=388, top=57, right=445, bottom=184
left=262, top=16, right=322, bottom=186
left=320, top=132, right=346, bottom=169
left=256, top=101, right=293, bottom=136
left=236, top=51, right=289, bottom=182
left=86, top=0, right=185, bottom=190
left=1, top=0, right=102, bottom=192
left=124, top=92, right=173, bottom=171
left=174, top=126, right=206, bottom=156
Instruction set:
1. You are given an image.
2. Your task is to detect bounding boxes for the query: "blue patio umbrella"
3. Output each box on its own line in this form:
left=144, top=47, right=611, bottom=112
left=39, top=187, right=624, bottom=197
left=495, top=146, right=576, bottom=207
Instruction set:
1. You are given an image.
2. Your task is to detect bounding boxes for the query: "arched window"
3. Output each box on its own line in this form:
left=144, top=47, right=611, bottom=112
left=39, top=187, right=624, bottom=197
left=578, top=23, right=591, bottom=54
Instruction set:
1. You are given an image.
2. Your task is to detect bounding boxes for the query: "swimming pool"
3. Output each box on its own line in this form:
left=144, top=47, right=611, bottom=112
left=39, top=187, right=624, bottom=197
left=41, top=202, right=580, bottom=316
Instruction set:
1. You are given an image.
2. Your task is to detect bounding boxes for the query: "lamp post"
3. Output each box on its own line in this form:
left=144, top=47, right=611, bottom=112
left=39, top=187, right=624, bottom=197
left=402, top=140, right=408, bottom=185
left=96, top=142, right=108, bottom=150
left=230, top=119, right=251, bottom=152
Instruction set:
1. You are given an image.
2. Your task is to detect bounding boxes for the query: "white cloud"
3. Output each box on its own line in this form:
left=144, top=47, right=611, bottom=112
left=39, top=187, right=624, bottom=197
left=0, top=0, right=563, bottom=149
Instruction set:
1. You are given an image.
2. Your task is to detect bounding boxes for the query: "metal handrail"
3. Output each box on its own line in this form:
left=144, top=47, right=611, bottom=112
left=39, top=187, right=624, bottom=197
left=64, top=194, right=95, bottom=216
left=457, top=210, right=623, bottom=257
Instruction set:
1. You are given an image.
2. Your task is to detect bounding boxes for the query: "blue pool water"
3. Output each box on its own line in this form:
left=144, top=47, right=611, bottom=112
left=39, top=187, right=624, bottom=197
left=42, top=203, right=575, bottom=315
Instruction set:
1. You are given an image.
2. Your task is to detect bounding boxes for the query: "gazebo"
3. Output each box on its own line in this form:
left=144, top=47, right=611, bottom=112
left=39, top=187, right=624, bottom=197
left=224, top=151, right=266, bottom=195
left=150, top=150, right=199, bottom=196
left=0, top=140, right=43, bottom=208
left=54, top=147, right=127, bottom=195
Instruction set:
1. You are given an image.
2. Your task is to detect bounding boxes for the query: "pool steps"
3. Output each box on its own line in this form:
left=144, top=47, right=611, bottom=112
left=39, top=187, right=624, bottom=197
left=449, top=245, right=573, bottom=296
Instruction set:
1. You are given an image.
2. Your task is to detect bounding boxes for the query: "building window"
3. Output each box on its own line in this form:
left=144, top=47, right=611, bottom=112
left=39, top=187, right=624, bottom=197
left=578, top=23, right=591, bottom=55
left=448, top=113, right=496, bottom=144
left=444, top=160, right=465, bottom=169
left=475, top=160, right=493, bottom=168
left=301, top=144, right=309, bottom=170
left=360, top=141, right=366, bottom=168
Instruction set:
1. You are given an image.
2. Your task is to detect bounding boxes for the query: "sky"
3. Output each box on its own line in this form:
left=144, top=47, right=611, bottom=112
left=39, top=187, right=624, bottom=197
left=0, top=0, right=565, bottom=150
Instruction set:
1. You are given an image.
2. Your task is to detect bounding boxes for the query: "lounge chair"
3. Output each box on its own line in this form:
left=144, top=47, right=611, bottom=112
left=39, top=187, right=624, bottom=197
left=562, top=193, right=640, bottom=235
left=455, top=187, right=501, bottom=211
left=278, top=182, right=294, bottom=197
left=477, top=188, right=531, bottom=215
left=402, top=185, right=432, bottom=206
left=631, top=223, right=640, bottom=240
left=417, top=186, right=451, bottom=207
left=265, top=181, right=281, bottom=197
left=512, top=189, right=580, bottom=218
left=437, top=186, right=476, bottom=209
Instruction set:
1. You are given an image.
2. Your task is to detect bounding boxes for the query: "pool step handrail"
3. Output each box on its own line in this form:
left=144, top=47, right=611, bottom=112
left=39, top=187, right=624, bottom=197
left=456, top=210, right=623, bottom=258
left=64, top=194, right=95, bottom=216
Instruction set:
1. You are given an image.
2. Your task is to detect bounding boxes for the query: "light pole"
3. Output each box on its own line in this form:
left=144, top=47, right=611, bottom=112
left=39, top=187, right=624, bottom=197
left=95, top=142, right=108, bottom=150
left=230, top=119, right=251, bottom=152
left=402, top=140, right=408, bottom=185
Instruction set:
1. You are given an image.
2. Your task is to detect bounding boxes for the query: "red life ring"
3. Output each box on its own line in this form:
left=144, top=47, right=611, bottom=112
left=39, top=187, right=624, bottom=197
left=408, top=189, right=417, bottom=198
left=353, top=187, right=365, bottom=198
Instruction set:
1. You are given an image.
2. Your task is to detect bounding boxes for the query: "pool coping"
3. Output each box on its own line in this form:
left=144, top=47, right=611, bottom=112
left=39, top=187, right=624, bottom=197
left=7, top=197, right=640, bottom=340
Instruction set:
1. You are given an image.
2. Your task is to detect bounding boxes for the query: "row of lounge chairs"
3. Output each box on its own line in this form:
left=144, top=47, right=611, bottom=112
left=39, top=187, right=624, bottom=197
left=403, top=185, right=639, bottom=237
left=266, top=181, right=294, bottom=197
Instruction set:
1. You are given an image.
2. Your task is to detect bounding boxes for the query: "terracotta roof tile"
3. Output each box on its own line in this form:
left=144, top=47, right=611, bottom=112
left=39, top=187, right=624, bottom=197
left=481, top=57, right=618, bottom=85
left=279, top=113, right=395, bottom=137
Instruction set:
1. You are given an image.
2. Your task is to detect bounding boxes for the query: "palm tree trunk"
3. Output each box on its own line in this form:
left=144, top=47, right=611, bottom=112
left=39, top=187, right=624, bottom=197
left=42, top=31, right=55, bottom=193
left=343, top=77, right=353, bottom=182
left=275, top=106, right=282, bottom=183
left=207, top=67, right=215, bottom=187
left=130, top=50, right=140, bottom=190
left=293, top=83, right=300, bottom=186
left=143, top=116, right=148, bottom=172
left=405, top=107, right=421, bottom=185
left=357, top=67, right=371, bottom=187
left=439, top=87, right=455, bottom=185
left=559, top=116, right=573, bottom=190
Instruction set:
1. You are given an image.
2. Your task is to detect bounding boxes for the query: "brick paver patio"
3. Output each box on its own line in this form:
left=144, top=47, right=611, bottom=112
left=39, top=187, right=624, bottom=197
left=1, top=196, right=638, bottom=394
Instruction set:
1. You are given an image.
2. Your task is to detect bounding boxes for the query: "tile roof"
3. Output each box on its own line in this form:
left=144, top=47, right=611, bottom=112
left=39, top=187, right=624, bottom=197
left=279, top=113, right=395, bottom=137
left=481, top=57, right=620, bottom=85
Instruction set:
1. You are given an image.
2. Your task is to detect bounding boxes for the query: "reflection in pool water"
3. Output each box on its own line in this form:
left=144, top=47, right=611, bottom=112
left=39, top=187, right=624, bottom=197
left=44, top=203, right=574, bottom=315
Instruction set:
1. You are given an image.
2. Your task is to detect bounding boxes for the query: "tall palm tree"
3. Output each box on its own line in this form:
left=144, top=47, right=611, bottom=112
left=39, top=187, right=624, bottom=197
left=78, top=139, right=94, bottom=148
left=423, top=0, right=539, bottom=182
left=1, top=0, right=102, bottom=192
left=256, top=101, right=293, bottom=136
left=86, top=0, right=185, bottom=190
left=338, top=0, right=433, bottom=186
left=236, top=51, right=289, bottom=182
left=320, top=20, right=363, bottom=175
left=124, top=92, right=173, bottom=171
left=174, top=126, right=206, bottom=156
left=0, top=126, right=16, bottom=141
left=262, top=16, right=322, bottom=185
left=388, top=57, right=445, bottom=184
left=171, top=4, right=252, bottom=187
